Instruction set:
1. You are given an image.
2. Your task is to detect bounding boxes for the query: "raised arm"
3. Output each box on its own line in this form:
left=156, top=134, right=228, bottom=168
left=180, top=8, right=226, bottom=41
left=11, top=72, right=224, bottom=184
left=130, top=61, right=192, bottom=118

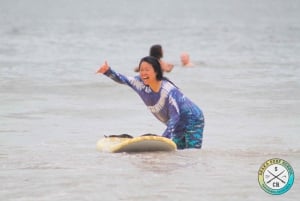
left=96, top=61, right=145, bottom=92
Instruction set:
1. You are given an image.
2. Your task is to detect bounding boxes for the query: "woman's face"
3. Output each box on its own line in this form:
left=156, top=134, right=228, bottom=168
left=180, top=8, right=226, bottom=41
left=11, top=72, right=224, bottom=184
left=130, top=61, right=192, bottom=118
left=139, top=61, right=157, bottom=85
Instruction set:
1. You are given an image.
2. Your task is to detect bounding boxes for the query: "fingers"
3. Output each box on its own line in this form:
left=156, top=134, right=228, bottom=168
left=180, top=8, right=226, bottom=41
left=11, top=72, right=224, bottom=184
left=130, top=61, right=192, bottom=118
left=96, top=60, right=109, bottom=74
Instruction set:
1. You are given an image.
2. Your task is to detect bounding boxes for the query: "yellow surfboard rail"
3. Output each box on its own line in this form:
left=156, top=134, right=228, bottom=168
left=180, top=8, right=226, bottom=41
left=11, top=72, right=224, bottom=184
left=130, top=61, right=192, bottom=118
left=97, top=135, right=177, bottom=153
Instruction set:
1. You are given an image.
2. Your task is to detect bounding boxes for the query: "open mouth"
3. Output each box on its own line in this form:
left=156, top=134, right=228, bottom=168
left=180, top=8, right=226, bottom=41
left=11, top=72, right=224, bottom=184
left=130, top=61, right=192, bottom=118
left=142, top=76, right=149, bottom=81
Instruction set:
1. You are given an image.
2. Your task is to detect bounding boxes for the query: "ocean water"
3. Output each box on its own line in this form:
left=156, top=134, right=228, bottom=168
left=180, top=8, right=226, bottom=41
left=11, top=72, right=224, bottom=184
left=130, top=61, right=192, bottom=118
left=0, top=0, right=299, bottom=200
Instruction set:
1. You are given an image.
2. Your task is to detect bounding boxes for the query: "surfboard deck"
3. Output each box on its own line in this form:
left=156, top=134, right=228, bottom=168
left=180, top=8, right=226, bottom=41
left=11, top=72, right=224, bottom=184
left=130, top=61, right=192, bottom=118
left=97, top=134, right=177, bottom=153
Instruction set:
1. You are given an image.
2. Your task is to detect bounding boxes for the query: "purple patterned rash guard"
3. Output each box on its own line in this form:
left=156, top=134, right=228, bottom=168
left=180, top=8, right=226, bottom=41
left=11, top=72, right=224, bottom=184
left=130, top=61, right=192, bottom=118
left=104, top=68, right=204, bottom=149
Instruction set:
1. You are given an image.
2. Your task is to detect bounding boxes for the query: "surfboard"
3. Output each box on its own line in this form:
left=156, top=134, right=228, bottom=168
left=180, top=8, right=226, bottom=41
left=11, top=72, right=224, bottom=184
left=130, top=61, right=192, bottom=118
left=96, top=134, right=177, bottom=153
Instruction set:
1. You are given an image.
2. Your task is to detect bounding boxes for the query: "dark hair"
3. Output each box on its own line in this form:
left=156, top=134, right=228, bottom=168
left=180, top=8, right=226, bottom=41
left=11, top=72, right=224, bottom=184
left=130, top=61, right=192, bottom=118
left=149, top=44, right=163, bottom=59
left=138, top=56, right=163, bottom=80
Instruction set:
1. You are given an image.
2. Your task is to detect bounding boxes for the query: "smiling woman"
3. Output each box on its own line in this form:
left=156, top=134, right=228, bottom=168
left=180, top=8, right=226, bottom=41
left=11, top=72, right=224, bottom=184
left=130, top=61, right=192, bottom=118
left=139, top=56, right=163, bottom=92
left=96, top=56, right=205, bottom=149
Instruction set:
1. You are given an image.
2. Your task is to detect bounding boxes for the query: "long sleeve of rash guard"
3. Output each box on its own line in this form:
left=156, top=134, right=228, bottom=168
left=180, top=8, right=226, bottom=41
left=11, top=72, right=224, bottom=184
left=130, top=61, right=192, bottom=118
left=104, top=68, right=131, bottom=85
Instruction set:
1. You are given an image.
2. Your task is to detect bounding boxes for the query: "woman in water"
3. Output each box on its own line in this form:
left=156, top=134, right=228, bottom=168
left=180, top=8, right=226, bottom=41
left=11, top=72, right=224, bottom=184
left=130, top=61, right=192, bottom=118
left=97, top=56, right=204, bottom=149
left=134, top=44, right=174, bottom=72
left=149, top=44, right=174, bottom=72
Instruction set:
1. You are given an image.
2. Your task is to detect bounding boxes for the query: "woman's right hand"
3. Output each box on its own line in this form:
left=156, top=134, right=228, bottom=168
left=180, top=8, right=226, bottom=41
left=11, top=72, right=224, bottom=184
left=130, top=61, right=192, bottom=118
left=96, top=61, right=110, bottom=74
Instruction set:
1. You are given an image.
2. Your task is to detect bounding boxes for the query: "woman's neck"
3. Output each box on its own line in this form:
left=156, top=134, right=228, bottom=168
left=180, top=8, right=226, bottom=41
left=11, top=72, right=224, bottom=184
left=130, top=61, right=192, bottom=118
left=149, top=80, right=162, bottom=93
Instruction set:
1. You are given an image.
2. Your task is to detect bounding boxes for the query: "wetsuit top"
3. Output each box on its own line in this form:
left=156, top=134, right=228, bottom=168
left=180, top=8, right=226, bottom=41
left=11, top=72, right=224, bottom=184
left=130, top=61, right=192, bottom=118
left=104, top=68, right=203, bottom=139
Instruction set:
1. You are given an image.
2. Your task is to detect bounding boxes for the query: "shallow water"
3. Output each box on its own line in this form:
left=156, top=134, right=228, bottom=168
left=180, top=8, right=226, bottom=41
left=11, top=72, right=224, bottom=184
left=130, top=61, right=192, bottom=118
left=1, top=0, right=300, bottom=200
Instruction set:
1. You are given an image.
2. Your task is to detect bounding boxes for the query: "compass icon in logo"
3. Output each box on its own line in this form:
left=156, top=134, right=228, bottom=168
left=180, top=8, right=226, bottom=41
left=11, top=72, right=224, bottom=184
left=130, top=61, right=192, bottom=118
left=258, top=158, right=294, bottom=195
